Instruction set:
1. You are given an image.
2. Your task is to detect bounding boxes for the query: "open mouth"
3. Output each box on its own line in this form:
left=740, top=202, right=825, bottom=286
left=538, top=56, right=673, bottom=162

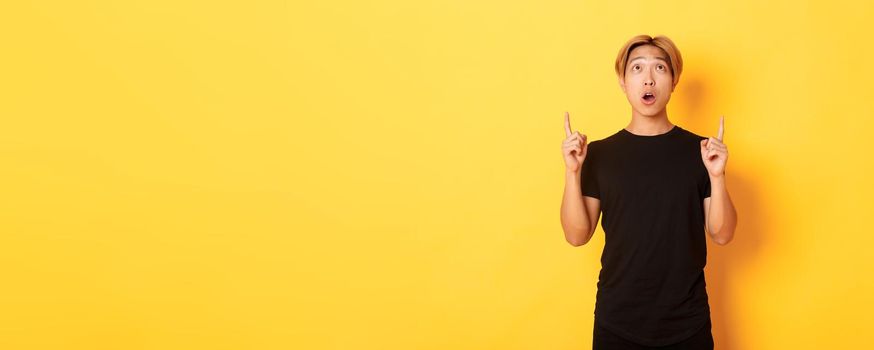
left=641, top=92, right=656, bottom=105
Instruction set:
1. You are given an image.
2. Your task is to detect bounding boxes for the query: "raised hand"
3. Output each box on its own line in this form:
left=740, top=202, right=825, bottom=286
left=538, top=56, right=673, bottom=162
left=700, top=115, right=728, bottom=177
left=562, top=111, right=588, bottom=173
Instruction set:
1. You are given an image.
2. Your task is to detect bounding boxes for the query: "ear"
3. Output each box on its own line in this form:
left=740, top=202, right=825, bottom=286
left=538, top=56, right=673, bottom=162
left=618, top=76, right=626, bottom=93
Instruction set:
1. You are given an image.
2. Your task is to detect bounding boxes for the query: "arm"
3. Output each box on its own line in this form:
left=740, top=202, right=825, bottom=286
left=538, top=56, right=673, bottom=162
left=560, top=169, right=601, bottom=246
left=703, top=174, right=737, bottom=245
left=701, top=116, right=737, bottom=246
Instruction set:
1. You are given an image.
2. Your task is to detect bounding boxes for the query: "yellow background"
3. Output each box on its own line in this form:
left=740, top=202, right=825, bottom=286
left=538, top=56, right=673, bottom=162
left=1, top=1, right=872, bottom=349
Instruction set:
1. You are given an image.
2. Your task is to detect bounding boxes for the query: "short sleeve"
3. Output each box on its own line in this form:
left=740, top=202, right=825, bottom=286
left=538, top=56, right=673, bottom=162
left=580, top=145, right=600, bottom=199
left=700, top=166, right=711, bottom=199
left=698, top=136, right=711, bottom=199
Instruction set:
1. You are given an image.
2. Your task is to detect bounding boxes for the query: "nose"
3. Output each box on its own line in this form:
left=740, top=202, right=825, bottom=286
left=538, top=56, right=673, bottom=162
left=644, top=77, right=654, bottom=87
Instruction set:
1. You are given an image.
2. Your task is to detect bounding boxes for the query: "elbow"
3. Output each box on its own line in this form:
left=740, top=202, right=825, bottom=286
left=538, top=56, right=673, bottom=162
left=712, top=209, right=738, bottom=246
left=710, top=228, right=735, bottom=246
left=713, top=236, right=731, bottom=246
left=560, top=210, right=594, bottom=247
left=565, top=228, right=592, bottom=247
left=561, top=217, right=589, bottom=247
left=566, top=237, right=586, bottom=247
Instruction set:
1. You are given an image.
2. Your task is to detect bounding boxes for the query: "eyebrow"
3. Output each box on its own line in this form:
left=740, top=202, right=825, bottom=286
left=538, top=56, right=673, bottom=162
left=629, top=56, right=668, bottom=63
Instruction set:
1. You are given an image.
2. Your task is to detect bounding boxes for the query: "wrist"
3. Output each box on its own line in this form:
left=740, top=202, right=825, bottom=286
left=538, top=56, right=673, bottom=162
left=566, top=169, right=581, bottom=182
left=709, top=173, right=726, bottom=185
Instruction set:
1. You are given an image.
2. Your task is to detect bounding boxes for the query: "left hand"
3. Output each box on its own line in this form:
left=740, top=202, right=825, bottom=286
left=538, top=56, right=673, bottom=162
left=700, top=115, right=728, bottom=178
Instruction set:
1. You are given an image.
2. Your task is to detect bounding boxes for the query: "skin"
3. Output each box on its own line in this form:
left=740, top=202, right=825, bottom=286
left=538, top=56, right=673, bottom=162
left=560, top=44, right=737, bottom=246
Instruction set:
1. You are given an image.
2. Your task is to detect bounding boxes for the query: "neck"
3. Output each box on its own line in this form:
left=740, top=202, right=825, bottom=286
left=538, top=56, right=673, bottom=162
left=625, top=108, right=673, bottom=135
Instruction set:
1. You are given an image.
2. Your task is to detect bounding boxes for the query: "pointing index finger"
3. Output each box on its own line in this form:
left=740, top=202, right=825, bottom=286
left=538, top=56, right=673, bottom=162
left=717, top=115, right=724, bottom=141
left=564, top=111, right=572, bottom=137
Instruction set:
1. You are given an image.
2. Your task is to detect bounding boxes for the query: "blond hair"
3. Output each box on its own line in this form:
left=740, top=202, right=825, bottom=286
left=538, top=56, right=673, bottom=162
left=614, top=35, right=683, bottom=88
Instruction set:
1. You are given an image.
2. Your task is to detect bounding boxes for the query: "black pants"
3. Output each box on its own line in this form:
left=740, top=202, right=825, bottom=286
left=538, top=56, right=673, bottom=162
left=593, top=319, right=714, bottom=350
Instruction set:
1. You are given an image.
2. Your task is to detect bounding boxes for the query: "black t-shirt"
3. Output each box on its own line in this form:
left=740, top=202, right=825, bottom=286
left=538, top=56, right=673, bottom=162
left=580, top=124, right=712, bottom=347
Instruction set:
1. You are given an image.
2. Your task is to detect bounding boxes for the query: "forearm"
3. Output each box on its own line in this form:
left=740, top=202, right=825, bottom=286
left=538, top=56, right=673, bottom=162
left=561, top=170, right=591, bottom=246
left=707, top=175, right=738, bottom=245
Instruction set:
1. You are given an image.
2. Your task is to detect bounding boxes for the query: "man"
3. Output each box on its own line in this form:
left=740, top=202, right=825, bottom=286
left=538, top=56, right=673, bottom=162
left=559, top=34, right=738, bottom=349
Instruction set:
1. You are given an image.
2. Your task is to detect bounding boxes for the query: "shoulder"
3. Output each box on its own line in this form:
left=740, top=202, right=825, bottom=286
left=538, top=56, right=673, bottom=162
left=585, top=135, right=611, bottom=157
left=674, top=126, right=710, bottom=173
left=584, top=129, right=625, bottom=159
left=589, top=129, right=624, bottom=148
left=675, top=125, right=708, bottom=143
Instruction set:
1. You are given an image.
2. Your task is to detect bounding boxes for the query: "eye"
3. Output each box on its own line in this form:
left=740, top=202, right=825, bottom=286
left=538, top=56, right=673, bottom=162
left=632, top=65, right=640, bottom=71
left=657, top=64, right=665, bottom=71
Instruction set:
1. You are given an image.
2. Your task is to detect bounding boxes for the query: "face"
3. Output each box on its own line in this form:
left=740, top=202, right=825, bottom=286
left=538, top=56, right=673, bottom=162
left=619, top=44, right=675, bottom=117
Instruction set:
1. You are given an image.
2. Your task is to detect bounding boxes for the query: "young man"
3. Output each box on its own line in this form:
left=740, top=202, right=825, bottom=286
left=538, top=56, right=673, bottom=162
left=559, top=35, right=738, bottom=349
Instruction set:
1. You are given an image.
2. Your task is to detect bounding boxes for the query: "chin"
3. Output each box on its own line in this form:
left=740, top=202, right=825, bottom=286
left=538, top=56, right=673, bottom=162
left=634, top=105, right=666, bottom=117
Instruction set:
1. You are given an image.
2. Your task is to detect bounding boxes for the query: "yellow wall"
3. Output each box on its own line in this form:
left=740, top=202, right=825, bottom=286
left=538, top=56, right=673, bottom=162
left=1, top=1, right=872, bottom=349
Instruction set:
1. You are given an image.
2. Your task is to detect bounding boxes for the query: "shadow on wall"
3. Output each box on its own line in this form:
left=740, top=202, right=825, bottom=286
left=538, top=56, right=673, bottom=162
left=674, top=59, right=770, bottom=350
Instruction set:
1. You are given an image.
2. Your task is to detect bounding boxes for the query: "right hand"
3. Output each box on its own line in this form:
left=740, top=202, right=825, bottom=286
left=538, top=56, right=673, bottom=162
left=562, top=111, right=588, bottom=173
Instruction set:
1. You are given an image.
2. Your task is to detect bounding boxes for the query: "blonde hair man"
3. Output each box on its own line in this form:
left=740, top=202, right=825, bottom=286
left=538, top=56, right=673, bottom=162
left=560, top=35, right=738, bottom=349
